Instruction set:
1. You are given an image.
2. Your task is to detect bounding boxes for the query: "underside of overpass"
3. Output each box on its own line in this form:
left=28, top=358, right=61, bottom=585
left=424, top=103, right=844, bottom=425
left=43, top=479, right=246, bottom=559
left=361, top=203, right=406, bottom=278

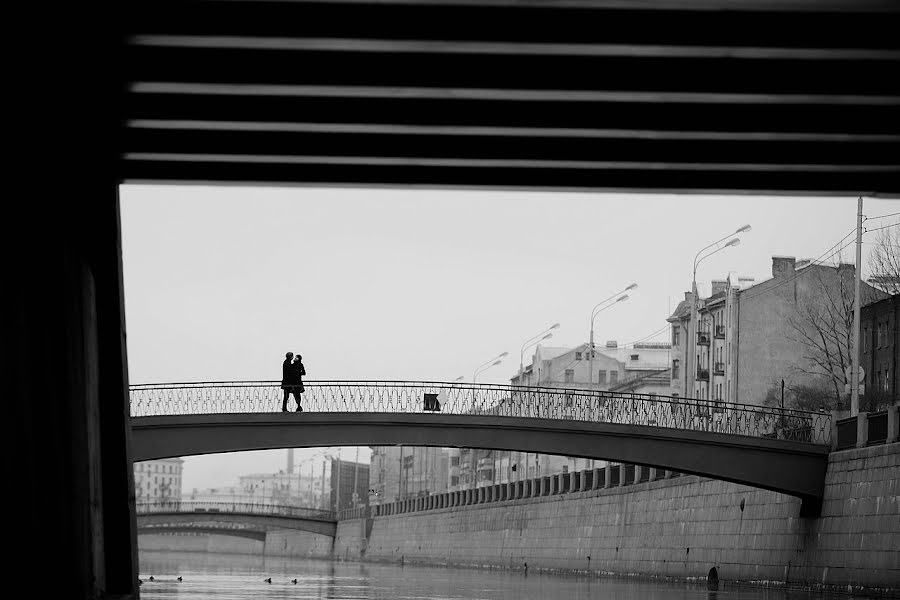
left=14, top=0, right=899, bottom=597
left=138, top=512, right=337, bottom=537
left=132, top=413, right=830, bottom=504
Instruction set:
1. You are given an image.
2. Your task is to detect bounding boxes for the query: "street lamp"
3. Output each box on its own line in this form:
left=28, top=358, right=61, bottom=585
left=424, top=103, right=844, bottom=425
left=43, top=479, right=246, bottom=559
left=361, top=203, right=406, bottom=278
left=588, top=285, right=636, bottom=390
left=519, top=323, right=561, bottom=378
left=687, top=226, right=750, bottom=399
left=473, top=352, right=508, bottom=382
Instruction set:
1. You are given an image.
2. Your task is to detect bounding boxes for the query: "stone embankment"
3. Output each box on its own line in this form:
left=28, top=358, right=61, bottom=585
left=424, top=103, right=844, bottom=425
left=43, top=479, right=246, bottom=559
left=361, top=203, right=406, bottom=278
left=334, top=442, right=899, bottom=594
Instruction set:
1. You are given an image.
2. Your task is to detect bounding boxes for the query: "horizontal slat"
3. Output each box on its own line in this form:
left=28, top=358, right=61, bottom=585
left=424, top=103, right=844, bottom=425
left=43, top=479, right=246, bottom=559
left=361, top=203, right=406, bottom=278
left=125, top=47, right=900, bottom=95
left=127, top=36, right=900, bottom=61
left=129, top=83, right=900, bottom=106
left=126, top=120, right=900, bottom=142
left=128, top=1, right=900, bottom=48
left=122, top=128, right=900, bottom=164
left=118, top=160, right=900, bottom=194
left=125, top=93, right=900, bottom=134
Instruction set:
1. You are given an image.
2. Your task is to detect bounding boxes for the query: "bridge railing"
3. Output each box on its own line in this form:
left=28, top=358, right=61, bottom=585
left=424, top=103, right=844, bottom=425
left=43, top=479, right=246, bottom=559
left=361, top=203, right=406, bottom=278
left=136, top=500, right=335, bottom=521
left=129, top=380, right=831, bottom=445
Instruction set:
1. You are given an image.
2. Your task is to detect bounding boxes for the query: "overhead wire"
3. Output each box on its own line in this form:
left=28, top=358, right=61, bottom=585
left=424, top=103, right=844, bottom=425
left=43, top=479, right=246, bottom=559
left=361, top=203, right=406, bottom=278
left=737, top=227, right=857, bottom=303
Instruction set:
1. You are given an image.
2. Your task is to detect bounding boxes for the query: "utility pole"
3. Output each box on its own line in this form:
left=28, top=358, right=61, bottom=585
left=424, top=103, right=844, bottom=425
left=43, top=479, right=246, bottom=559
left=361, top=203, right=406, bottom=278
left=353, top=447, right=359, bottom=507
left=851, top=196, right=863, bottom=415
left=335, top=455, right=342, bottom=513
left=321, top=461, right=326, bottom=511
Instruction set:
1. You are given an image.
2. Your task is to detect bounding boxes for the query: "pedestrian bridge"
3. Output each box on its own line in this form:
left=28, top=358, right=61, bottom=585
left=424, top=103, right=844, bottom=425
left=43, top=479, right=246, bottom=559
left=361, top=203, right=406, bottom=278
left=130, top=381, right=832, bottom=504
left=136, top=501, right=336, bottom=538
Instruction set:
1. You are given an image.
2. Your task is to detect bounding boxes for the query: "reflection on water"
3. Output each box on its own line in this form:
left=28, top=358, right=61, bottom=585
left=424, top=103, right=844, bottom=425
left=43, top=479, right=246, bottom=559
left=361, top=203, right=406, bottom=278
left=138, top=551, right=859, bottom=600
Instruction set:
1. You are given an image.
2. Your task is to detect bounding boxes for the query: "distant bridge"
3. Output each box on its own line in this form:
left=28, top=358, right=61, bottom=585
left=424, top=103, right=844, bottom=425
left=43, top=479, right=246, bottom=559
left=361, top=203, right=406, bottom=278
left=130, top=381, right=832, bottom=505
left=136, top=501, right=336, bottom=538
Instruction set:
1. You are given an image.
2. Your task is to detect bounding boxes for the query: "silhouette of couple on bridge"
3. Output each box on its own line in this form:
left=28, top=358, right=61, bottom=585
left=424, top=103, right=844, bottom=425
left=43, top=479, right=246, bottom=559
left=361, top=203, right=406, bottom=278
left=281, top=352, right=306, bottom=412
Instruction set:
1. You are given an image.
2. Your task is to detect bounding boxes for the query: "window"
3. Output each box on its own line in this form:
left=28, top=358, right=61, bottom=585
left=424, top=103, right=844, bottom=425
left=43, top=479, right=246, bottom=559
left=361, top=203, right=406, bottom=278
left=564, top=369, right=575, bottom=383
left=672, top=326, right=680, bottom=346
left=672, top=359, right=680, bottom=379
left=450, top=475, right=459, bottom=486
left=575, top=351, right=582, bottom=360
left=630, top=354, right=639, bottom=361
left=451, top=456, right=460, bottom=467
left=610, top=371, right=618, bottom=384
left=598, top=370, right=607, bottom=384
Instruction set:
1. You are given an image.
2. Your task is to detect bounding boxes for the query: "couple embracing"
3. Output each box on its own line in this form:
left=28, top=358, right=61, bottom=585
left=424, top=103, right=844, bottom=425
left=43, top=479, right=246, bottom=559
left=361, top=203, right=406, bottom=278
left=281, top=351, right=306, bottom=412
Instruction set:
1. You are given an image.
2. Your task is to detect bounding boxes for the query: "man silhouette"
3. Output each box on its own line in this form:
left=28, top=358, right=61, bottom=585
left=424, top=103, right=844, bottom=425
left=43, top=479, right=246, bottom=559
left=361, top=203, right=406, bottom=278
left=281, top=352, right=297, bottom=412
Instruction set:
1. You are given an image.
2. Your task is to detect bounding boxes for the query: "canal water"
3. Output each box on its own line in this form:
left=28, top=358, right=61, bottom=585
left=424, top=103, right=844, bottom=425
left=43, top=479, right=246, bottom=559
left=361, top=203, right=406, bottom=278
left=138, top=551, right=865, bottom=599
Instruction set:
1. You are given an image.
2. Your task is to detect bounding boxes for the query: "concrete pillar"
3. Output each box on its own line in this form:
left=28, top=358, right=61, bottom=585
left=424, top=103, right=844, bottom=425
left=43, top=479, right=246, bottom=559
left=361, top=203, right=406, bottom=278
left=591, top=467, right=601, bottom=490
left=551, top=474, right=560, bottom=495
left=857, top=412, right=869, bottom=449
left=634, top=464, right=642, bottom=485
left=664, top=470, right=672, bottom=479
left=648, top=467, right=657, bottom=481
left=619, top=464, right=627, bottom=487
left=887, top=405, right=899, bottom=443
left=604, top=463, right=612, bottom=488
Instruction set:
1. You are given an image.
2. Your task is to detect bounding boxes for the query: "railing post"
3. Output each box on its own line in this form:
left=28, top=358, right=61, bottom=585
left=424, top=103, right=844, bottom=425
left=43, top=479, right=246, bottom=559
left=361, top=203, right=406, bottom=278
left=887, top=405, right=899, bottom=443
left=633, top=464, right=642, bottom=485
left=648, top=467, right=657, bottom=481
left=619, top=464, right=627, bottom=487
left=604, top=463, right=612, bottom=488
left=856, top=412, right=869, bottom=449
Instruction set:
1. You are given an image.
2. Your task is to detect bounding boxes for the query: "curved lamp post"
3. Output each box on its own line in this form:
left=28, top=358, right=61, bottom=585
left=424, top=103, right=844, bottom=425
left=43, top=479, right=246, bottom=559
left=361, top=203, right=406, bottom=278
left=519, top=323, right=561, bottom=379
left=588, top=286, right=636, bottom=390
left=473, top=352, right=508, bottom=382
left=687, top=225, right=750, bottom=399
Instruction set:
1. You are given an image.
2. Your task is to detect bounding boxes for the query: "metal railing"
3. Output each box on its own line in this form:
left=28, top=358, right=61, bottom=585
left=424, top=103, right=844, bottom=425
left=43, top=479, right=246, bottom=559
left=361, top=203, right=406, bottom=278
left=129, top=381, right=832, bottom=445
left=136, top=501, right=334, bottom=521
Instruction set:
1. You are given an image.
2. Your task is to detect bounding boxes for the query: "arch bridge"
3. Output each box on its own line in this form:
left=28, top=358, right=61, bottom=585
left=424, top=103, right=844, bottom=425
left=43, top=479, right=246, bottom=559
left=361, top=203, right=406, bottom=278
left=130, top=381, right=832, bottom=508
left=136, top=501, right=336, bottom=538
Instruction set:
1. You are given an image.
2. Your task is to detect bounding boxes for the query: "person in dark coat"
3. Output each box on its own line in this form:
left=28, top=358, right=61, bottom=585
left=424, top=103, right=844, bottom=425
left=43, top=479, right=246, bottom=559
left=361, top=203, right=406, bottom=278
left=291, top=355, right=306, bottom=412
left=281, top=351, right=296, bottom=412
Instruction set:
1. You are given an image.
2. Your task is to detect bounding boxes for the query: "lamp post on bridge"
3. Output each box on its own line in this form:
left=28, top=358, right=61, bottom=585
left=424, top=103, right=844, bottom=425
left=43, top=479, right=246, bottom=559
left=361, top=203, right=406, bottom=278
left=519, top=323, right=560, bottom=382
left=688, top=225, right=750, bottom=400
left=473, top=352, right=508, bottom=383
left=516, top=323, right=559, bottom=483
left=588, top=286, right=635, bottom=391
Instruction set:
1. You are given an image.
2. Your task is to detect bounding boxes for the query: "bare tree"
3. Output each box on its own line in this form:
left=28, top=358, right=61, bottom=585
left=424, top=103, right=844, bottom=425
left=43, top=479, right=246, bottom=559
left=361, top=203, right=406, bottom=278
left=786, top=269, right=856, bottom=406
left=786, top=263, right=887, bottom=409
left=867, top=225, right=900, bottom=294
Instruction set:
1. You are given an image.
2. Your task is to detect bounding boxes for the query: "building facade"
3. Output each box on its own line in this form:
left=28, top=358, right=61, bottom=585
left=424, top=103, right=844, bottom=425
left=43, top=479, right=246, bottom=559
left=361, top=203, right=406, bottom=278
left=370, top=446, right=449, bottom=504
left=861, top=294, right=900, bottom=408
left=134, top=458, right=183, bottom=504
left=670, top=256, right=886, bottom=407
left=329, top=458, right=370, bottom=512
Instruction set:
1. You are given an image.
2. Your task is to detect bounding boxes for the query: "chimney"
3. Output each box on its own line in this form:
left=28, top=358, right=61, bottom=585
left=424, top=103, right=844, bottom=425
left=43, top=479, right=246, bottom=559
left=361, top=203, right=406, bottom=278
left=772, top=256, right=796, bottom=278
left=684, top=291, right=692, bottom=301
left=711, top=279, right=727, bottom=295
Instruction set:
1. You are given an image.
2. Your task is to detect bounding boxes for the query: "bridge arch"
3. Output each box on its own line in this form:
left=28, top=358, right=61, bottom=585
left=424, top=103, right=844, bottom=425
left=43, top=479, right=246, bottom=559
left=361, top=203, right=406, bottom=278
left=132, top=411, right=829, bottom=502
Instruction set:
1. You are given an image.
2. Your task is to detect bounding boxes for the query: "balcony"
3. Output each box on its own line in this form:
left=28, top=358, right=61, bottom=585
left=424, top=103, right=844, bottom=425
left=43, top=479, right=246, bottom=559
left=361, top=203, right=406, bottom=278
left=714, top=325, right=726, bottom=339
left=714, top=362, right=725, bottom=376
left=697, top=331, right=711, bottom=346
left=696, top=368, right=710, bottom=381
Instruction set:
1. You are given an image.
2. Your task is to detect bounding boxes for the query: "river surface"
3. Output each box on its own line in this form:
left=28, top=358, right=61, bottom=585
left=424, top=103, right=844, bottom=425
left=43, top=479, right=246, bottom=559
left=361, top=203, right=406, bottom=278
left=138, top=551, right=866, bottom=599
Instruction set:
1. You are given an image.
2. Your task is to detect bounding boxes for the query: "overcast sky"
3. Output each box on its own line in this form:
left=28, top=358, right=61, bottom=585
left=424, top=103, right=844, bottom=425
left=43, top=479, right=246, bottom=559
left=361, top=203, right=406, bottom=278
left=120, top=185, right=898, bottom=490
